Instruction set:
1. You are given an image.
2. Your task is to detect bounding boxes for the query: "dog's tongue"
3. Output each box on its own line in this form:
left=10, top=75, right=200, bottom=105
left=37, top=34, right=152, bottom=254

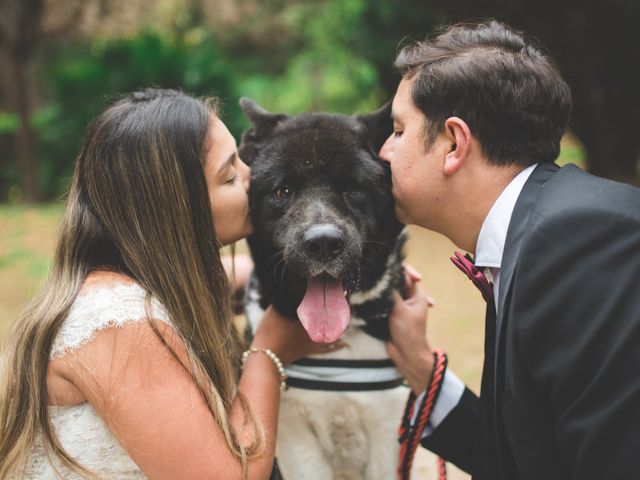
left=297, top=277, right=350, bottom=343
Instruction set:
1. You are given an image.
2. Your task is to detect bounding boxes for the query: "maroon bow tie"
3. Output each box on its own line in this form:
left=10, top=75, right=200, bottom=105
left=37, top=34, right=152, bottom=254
left=450, top=251, right=494, bottom=303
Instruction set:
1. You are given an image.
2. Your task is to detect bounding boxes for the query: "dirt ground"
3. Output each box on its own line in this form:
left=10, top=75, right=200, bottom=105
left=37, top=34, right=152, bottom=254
left=0, top=207, right=482, bottom=479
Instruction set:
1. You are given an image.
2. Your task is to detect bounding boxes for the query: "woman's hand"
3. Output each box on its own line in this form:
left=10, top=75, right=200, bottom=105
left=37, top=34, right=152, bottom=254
left=221, top=253, right=253, bottom=315
left=386, top=265, right=436, bottom=394
left=251, top=306, right=343, bottom=366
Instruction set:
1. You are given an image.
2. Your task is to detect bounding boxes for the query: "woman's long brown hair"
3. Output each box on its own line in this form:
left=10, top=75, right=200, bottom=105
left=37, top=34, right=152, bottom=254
left=0, top=89, right=261, bottom=478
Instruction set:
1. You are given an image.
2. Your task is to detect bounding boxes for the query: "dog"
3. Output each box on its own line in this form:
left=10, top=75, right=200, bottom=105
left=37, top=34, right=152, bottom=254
left=239, top=98, right=412, bottom=480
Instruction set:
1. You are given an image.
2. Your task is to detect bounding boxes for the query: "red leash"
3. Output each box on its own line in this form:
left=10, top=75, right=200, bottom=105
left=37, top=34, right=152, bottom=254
left=398, top=349, right=448, bottom=480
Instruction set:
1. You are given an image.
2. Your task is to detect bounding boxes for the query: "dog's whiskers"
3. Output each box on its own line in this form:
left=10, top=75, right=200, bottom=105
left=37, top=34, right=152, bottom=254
left=362, top=245, right=386, bottom=265
left=279, top=262, right=289, bottom=285
left=360, top=255, right=380, bottom=270
left=271, top=256, right=288, bottom=284
left=363, top=239, right=394, bottom=249
left=266, top=249, right=285, bottom=267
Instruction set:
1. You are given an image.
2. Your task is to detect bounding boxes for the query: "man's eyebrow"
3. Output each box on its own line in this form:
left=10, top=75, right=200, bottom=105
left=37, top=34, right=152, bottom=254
left=217, top=152, right=236, bottom=175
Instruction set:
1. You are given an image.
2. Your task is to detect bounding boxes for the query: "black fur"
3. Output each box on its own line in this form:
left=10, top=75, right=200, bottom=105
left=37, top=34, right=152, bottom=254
left=239, top=99, right=406, bottom=340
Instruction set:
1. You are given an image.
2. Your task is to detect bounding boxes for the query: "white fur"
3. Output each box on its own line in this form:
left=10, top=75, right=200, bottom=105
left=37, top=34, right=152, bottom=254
left=276, top=380, right=408, bottom=479
left=349, top=254, right=396, bottom=305
left=247, top=292, right=422, bottom=479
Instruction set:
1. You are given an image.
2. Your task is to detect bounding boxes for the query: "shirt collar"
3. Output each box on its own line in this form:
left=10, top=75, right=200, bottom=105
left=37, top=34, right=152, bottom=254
left=474, top=164, right=537, bottom=269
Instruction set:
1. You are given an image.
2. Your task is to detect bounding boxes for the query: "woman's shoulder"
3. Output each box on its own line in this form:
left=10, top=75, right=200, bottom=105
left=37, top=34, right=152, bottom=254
left=50, top=271, right=172, bottom=359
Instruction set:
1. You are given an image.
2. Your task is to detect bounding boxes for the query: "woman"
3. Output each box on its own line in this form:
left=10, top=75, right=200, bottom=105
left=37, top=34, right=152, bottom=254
left=0, top=89, right=322, bottom=479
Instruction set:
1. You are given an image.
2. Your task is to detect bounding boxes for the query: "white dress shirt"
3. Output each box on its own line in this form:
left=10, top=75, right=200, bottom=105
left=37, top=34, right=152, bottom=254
left=416, top=164, right=538, bottom=436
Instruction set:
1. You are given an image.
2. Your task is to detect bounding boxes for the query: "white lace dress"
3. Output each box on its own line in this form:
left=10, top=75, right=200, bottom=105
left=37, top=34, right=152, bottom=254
left=23, top=283, right=172, bottom=479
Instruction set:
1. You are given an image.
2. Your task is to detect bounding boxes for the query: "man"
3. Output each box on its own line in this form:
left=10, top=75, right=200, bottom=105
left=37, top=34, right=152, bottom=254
left=380, top=20, right=640, bottom=479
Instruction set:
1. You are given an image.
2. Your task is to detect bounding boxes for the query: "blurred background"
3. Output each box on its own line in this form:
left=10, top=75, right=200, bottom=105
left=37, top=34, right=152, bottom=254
left=1, top=1, right=639, bottom=477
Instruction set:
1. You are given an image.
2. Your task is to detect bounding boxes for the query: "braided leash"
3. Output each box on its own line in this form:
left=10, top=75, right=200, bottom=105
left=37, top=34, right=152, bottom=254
left=398, top=349, right=448, bottom=480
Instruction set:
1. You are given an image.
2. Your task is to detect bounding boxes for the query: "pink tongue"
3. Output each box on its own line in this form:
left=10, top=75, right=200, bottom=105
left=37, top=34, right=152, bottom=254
left=297, top=277, right=350, bottom=343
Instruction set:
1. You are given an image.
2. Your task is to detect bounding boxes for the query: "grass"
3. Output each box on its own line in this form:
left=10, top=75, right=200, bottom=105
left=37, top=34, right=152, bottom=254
left=0, top=202, right=65, bottom=339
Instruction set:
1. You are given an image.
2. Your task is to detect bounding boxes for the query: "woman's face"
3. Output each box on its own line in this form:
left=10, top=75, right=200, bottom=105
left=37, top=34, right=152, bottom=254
left=204, top=116, right=253, bottom=245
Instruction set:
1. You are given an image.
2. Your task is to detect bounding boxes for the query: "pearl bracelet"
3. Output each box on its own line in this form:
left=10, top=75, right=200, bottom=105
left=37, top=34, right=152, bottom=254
left=241, top=348, right=288, bottom=391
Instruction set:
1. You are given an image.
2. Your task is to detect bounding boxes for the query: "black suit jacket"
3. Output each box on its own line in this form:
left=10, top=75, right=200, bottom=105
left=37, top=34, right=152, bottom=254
left=422, top=163, right=640, bottom=479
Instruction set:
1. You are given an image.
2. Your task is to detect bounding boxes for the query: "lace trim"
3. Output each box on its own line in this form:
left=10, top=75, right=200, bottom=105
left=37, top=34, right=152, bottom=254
left=24, top=403, right=147, bottom=478
left=51, top=283, right=172, bottom=359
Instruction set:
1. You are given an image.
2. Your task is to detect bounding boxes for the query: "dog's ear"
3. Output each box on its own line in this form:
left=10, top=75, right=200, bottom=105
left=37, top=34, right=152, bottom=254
left=239, top=97, right=287, bottom=140
left=356, top=101, right=393, bottom=153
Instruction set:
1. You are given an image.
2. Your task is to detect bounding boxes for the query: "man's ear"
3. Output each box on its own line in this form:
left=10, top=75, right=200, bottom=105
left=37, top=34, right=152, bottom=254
left=356, top=101, right=393, bottom=153
left=442, top=117, right=472, bottom=176
left=239, top=97, right=288, bottom=139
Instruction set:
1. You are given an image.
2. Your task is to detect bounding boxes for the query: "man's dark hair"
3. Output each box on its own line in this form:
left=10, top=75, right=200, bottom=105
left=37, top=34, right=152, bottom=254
left=395, top=20, right=572, bottom=166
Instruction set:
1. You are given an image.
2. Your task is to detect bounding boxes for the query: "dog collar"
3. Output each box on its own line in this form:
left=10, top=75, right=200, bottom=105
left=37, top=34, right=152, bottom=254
left=285, top=357, right=405, bottom=391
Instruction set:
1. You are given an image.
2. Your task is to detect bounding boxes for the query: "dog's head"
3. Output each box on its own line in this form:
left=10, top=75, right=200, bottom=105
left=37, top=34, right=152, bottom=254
left=239, top=98, right=403, bottom=343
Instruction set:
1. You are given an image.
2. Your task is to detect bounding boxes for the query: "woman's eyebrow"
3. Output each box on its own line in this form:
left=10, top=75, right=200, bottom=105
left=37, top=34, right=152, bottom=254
left=217, top=152, right=236, bottom=175
left=391, top=109, right=402, bottom=123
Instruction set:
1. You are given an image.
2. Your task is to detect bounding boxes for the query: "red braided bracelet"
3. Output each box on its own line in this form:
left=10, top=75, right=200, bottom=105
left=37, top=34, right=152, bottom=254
left=397, top=349, right=448, bottom=480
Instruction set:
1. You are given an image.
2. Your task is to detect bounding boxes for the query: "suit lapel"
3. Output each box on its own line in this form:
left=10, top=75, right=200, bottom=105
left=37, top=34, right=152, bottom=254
left=494, top=163, right=559, bottom=383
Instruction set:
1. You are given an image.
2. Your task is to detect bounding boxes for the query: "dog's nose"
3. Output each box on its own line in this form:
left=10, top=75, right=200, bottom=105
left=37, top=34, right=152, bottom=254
left=303, top=224, right=345, bottom=262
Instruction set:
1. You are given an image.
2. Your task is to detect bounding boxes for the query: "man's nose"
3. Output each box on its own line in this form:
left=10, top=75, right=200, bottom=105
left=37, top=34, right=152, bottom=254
left=378, top=134, right=394, bottom=162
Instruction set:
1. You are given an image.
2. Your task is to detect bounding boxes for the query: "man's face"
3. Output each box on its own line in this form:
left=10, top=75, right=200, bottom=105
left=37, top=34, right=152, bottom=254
left=379, top=77, right=449, bottom=229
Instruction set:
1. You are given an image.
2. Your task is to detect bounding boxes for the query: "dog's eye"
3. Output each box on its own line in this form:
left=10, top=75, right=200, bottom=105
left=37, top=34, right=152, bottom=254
left=345, top=190, right=367, bottom=199
left=344, top=191, right=368, bottom=209
left=275, top=186, right=293, bottom=199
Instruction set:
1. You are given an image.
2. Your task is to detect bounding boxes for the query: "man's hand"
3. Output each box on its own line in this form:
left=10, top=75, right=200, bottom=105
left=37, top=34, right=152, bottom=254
left=386, top=265, right=435, bottom=394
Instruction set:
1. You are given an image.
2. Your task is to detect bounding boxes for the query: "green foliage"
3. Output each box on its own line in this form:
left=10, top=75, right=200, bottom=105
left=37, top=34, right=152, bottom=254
left=0, top=0, right=593, bottom=201
left=557, top=138, right=586, bottom=169
left=0, top=112, right=18, bottom=134
left=8, top=0, right=425, bottom=200
left=22, top=27, right=243, bottom=199
left=222, top=0, right=442, bottom=115
left=238, top=51, right=382, bottom=114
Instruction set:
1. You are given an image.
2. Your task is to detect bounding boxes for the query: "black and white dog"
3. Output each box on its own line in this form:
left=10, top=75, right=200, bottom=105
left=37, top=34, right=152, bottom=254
left=239, top=98, right=412, bottom=479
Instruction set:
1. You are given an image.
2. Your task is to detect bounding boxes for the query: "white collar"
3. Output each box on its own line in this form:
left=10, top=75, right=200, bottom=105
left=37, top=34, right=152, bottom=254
left=474, top=164, right=537, bottom=269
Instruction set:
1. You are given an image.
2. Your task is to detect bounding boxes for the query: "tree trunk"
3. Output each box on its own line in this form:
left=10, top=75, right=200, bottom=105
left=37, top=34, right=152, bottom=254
left=0, top=44, right=41, bottom=202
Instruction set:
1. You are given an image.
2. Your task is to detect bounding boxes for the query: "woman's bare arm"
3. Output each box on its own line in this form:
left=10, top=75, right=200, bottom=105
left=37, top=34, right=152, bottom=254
left=59, top=304, right=320, bottom=480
